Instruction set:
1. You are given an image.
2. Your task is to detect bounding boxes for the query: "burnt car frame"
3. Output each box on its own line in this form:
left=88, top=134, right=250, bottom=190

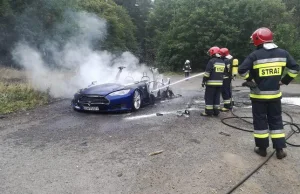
left=71, top=67, right=174, bottom=112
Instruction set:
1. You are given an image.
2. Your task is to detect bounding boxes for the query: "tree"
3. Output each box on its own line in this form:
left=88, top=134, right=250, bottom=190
left=147, top=0, right=298, bottom=71
left=79, top=0, right=138, bottom=53
left=113, top=0, right=153, bottom=62
left=0, top=0, right=138, bottom=66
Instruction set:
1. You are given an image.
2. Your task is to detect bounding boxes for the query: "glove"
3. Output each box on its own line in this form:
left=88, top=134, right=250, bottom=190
left=202, top=82, right=206, bottom=88
left=242, top=81, right=257, bottom=89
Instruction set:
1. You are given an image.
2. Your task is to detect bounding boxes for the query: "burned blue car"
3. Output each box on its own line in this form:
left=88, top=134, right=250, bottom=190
left=71, top=67, right=173, bottom=112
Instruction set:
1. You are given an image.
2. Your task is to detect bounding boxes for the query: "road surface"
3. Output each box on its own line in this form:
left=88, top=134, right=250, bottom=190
left=1, top=76, right=300, bottom=194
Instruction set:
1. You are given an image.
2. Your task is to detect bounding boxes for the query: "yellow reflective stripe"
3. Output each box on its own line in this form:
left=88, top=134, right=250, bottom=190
left=204, top=74, right=210, bottom=77
left=271, top=133, right=285, bottom=138
left=224, top=100, right=231, bottom=104
left=215, top=65, right=225, bottom=68
left=239, top=71, right=249, bottom=79
left=206, top=82, right=223, bottom=85
left=250, top=92, right=282, bottom=99
left=254, top=133, right=269, bottom=138
left=244, top=73, right=249, bottom=79
left=287, top=71, right=298, bottom=78
left=253, top=62, right=286, bottom=69
left=205, top=105, right=213, bottom=110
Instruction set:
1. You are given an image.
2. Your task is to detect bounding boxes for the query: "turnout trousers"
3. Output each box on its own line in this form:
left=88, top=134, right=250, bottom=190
left=204, top=86, right=221, bottom=116
left=251, top=100, right=286, bottom=149
left=185, top=72, right=190, bottom=78
left=222, top=78, right=232, bottom=109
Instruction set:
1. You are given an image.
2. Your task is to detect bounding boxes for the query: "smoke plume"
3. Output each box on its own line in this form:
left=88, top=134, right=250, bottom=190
left=12, top=8, right=159, bottom=98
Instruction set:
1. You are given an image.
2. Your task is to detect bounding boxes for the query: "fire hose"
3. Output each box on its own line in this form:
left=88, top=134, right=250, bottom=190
left=219, top=82, right=300, bottom=193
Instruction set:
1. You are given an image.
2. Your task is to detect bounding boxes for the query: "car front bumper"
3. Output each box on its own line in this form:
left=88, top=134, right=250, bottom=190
left=71, top=93, right=134, bottom=112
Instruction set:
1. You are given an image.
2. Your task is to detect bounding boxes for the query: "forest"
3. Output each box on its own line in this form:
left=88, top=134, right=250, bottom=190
left=0, top=0, right=299, bottom=71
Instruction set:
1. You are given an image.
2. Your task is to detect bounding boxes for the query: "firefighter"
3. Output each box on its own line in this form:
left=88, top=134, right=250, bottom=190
left=238, top=27, right=300, bottom=159
left=201, top=46, right=227, bottom=116
left=220, top=48, right=234, bottom=112
left=183, top=60, right=192, bottom=79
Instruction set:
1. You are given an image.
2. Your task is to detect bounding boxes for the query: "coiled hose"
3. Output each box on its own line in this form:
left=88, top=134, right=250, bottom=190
left=221, top=102, right=300, bottom=194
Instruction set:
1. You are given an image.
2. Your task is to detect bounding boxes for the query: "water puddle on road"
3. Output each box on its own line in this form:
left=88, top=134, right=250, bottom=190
left=282, top=97, right=300, bottom=106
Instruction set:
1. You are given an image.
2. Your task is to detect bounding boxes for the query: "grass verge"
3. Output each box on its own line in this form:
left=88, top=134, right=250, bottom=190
left=0, top=82, right=50, bottom=114
left=0, top=67, right=50, bottom=114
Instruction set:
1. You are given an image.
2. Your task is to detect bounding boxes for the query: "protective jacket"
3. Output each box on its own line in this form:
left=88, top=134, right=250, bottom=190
left=223, top=58, right=233, bottom=79
left=183, top=64, right=192, bottom=72
left=203, top=57, right=226, bottom=86
left=238, top=43, right=299, bottom=101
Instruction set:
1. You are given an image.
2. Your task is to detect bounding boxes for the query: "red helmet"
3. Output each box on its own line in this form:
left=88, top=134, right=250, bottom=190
left=208, top=46, right=220, bottom=56
left=251, top=27, right=273, bottom=46
left=220, top=48, right=229, bottom=57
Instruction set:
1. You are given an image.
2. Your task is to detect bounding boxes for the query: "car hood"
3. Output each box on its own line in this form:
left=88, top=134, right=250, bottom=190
left=81, top=83, right=126, bottom=96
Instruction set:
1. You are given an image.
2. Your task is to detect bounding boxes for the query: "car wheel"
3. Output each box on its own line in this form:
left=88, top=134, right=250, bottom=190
left=149, top=94, right=155, bottom=105
left=132, top=90, right=142, bottom=111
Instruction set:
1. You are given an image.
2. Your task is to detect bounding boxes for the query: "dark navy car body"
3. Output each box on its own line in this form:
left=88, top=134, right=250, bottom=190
left=71, top=81, right=154, bottom=112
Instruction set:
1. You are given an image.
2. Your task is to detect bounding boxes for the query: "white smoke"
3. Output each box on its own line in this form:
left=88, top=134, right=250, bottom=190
left=12, top=11, right=160, bottom=98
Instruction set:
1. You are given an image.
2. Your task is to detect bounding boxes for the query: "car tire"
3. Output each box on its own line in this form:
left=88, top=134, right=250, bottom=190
left=132, top=90, right=142, bottom=111
left=149, top=94, right=155, bottom=105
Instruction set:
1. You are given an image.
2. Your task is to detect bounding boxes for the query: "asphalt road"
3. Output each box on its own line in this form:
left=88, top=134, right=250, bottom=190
left=1, top=76, right=300, bottom=194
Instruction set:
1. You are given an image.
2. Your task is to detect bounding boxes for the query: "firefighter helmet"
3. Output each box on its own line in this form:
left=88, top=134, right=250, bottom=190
left=220, top=48, right=230, bottom=57
left=251, top=27, right=273, bottom=46
left=207, top=46, right=220, bottom=56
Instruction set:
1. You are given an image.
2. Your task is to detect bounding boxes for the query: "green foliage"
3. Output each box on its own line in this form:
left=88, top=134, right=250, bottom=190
left=113, top=0, right=153, bottom=61
left=147, top=0, right=300, bottom=71
left=1, top=0, right=300, bottom=71
left=0, top=0, right=138, bottom=67
left=0, top=82, right=49, bottom=114
left=79, top=0, right=137, bottom=52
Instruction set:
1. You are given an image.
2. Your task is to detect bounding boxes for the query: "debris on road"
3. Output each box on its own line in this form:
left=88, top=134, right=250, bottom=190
left=117, top=172, right=123, bottom=177
left=149, top=150, right=164, bottom=156
left=176, top=110, right=190, bottom=117
left=176, top=110, right=183, bottom=117
left=156, top=113, right=164, bottom=116
left=219, top=132, right=231, bottom=137
left=80, top=141, right=88, bottom=146
left=0, top=115, right=6, bottom=119
left=186, top=103, right=192, bottom=108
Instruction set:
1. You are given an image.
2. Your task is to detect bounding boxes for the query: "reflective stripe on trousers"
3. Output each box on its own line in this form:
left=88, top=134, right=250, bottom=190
left=206, top=80, right=223, bottom=86
left=252, top=100, right=286, bottom=149
left=250, top=90, right=282, bottom=100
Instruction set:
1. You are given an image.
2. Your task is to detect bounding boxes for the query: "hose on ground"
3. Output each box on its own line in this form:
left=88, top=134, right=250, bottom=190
left=221, top=102, right=300, bottom=194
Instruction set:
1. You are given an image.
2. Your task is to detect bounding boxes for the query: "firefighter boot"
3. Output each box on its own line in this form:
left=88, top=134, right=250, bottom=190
left=276, top=149, right=287, bottom=159
left=220, top=107, right=230, bottom=112
left=201, top=112, right=212, bottom=117
left=254, top=147, right=267, bottom=157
